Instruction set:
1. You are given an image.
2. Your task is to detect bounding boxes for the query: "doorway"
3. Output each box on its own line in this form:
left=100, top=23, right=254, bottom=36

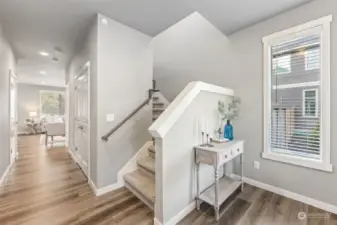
left=9, top=70, right=18, bottom=164
left=73, top=62, right=90, bottom=177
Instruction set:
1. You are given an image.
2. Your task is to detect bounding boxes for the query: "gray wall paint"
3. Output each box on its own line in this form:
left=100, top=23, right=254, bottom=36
left=95, top=14, right=153, bottom=188
left=153, top=0, right=337, bottom=207
left=0, top=24, right=15, bottom=180
left=69, top=14, right=153, bottom=188
left=17, top=84, right=65, bottom=132
left=67, top=17, right=98, bottom=184
left=152, top=12, right=230, bottom=101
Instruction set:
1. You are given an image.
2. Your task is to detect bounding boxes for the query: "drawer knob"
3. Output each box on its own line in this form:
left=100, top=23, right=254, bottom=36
left=237, top=148, right=239, bottom=152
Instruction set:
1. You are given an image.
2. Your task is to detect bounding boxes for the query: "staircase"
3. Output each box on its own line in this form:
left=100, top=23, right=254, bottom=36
left=123, top=95, right=166, bottom=210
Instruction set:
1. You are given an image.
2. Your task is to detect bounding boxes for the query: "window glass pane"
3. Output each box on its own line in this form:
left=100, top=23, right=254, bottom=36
left=273, top=55, right=291, bottom=74
left=270, top=32, right=321, bottom=157
left=41, top=92, right=65, bottom=116
left=305, top=49, right=320, bottom=70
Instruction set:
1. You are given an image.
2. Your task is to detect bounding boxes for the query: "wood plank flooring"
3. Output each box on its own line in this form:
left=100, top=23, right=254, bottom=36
left=0, top=135, right=153, bottom=225
left=2, top=135, right=336, bottom=225
left=179, top=184, right=337, bottom=225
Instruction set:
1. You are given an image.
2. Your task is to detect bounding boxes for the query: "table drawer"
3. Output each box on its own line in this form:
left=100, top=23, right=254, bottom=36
left=232, top=142, right=244, bottom=157
left=219, top=149, right=233, bottom=164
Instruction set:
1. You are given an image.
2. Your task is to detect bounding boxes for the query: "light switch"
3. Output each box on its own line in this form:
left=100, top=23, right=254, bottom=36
left=254, top=161, right=260, bottom=170
left=106, top=114, right=115, bottom=122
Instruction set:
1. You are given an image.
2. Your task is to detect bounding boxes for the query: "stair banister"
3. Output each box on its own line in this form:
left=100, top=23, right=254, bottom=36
left=102, top=80, right=159, bottom=142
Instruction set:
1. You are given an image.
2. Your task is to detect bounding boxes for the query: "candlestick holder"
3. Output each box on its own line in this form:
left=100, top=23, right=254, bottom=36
left=201, top=133, right=214, bottom=147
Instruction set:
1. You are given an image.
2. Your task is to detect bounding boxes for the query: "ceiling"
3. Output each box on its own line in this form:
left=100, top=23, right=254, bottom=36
left=0, top=0, right=312, bottom=87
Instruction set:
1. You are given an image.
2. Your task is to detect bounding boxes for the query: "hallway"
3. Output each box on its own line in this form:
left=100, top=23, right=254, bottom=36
left=0, top=135, right=153, bottom=225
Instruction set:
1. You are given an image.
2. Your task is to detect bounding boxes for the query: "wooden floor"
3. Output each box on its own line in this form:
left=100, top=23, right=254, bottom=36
left=1, top=135, right=336, bottom=225
left=0, top=135, right=153, bottom=225
left=179, top=185, right=337, bottom=225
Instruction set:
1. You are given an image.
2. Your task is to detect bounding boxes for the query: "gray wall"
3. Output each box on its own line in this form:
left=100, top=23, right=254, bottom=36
left=0, top=24, right=16, bottom=180
left=96, top=14, right=153, bottom=188
left=152, top=12, right=230, bottom=101
left=67, top=14, right=153, bottom=188
left=153, top=0, right=337, bottom=207
left=67, top=17, right=98, bottom=184
left=17, top=83, right=65, bottom=132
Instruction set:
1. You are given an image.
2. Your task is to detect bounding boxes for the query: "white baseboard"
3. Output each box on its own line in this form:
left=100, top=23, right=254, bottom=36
left=0, top=162, right=13, bottom=187
left=240, top=175, right=337, bottom=215
left=88, top=141, right=153, bottom=197
left=154, top=218, right=162, bottom=225
left=68, top=148, right=79, bottom=163
left=154, top=201, right=196, bottom=225
left=117, top=141, right=152, bottom=187
left=89, top=179, right=124, bottom=196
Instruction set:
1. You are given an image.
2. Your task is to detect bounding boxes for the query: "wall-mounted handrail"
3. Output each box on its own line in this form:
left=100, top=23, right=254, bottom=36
left=102, top=81, right=159, bottom=142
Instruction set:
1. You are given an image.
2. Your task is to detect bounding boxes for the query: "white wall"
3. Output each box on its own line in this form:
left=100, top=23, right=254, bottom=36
left=0, top=24, right=16, bottom=180
left=152, top=12, right=230, bottom=101
left=154, top=90, right=233, bottom=224
left=17, top=84, right=65, bottom=132
left=95, top=14, right=153, bottom=188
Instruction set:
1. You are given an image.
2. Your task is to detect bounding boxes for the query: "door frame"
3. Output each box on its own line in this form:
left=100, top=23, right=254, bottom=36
left=9, top=69, right=18, bottom=165
left=70, top=61, right=91, bottom=180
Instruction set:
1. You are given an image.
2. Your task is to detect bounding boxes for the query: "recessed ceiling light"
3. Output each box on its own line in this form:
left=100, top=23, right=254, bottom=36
left=39, top=51, right=49, bottom=56
left=40, top=71, right=47, bottom=75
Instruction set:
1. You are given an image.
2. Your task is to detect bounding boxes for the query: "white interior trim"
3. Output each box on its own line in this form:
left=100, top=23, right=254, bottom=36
left=262, top=15, right=332, bottom=44
left=87, top=141, right=152, bottom=196
left=154, top=201, right=196, bottom=225
left=89, top=179, right=124, bottom=196
left=0, top=162, right=14, bottom=187
left=262, top=152, right=332, bottom=172
left=149, top=81, right=234, bottom=138
left=242, top=176, right=337, bottom=215
left=117, top=141, right=153, bottom=186
left=263, top=15, right=332, bottom=172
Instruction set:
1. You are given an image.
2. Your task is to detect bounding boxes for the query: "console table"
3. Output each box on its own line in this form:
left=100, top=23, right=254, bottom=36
left=194, top=140, right=244, bottom=221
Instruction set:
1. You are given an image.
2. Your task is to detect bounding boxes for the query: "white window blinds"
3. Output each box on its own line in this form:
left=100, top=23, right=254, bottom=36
left=269, top=32, right=321, bottom=158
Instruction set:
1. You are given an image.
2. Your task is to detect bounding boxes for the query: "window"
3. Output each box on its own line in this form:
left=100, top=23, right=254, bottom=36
left=303, top=89, right=318, bottom=117
left=305, top=48, right=320, bottom=70
left=263, top=15, right=332, bottom=172
left=40, top=90, right=65, bottom=116
left=273, top=55, right=291, bottom=74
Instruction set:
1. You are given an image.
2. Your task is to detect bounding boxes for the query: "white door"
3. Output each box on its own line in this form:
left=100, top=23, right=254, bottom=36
left=74, top=63, right=90, bottom=177
left=9, top=71, right=18, bottom=164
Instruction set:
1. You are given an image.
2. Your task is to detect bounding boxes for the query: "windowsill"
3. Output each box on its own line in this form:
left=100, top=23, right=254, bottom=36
left=262, top=151, right=333, bottom=172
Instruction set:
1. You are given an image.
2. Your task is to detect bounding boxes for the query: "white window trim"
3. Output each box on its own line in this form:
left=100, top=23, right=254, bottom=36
left=262, top=15, right=332, bottom=172
left=302, top=89, right=318, bottom=118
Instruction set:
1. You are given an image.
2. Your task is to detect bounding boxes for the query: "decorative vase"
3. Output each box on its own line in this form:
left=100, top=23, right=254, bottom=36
left=224, top=119, right=233, bottom=141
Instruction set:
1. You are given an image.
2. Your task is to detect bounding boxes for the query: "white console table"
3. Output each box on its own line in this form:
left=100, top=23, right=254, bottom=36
left=194, top=140, right=244, bottom=221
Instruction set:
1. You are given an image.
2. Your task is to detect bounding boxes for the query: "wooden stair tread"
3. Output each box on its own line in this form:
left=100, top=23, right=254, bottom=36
left=152, top=108, right=165, bottom=112
left=153, top=102, right=164, bottom=106
left=137, top=156, right=155, bottom=174
left=124, top=170, right=155, bottom=204
left=148, top=145, right=155, bottom=154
